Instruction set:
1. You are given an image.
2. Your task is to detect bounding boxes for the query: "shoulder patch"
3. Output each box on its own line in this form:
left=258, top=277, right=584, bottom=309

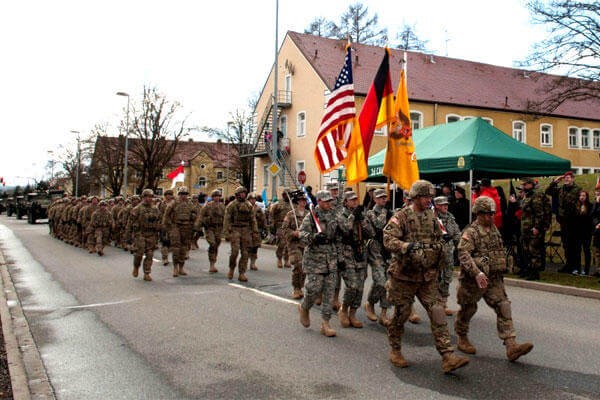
left=389, top=216, right=399, bottom=225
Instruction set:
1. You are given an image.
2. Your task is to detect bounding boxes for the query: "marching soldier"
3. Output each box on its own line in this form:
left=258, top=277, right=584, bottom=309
left=281, top=190, right=307, bottom=299
left=195, top=190, right=225, bottom=273
left=190, top=194, right=202, bottom=250
left=248, top=192, right=266, bottom=271
left=130, top=189, right=162, bottom=281
left=455, top=196, right=534, bottom=362
left=111, top=196, right=125, bottom=247
left=163, top=186, right=197, bottom=277
left=270, top=189, right=292, bottom=268
left=223, top=186, right=258, bottom=282
left=158, top=189, right=175, bottom=265
left=90, top=200, right=113, bottom=256
left=297, top=190, right=340, bottom=337
left=83, top=196, right=100, bottom=253
left=520, top=178, right=551, bottom=280
left=383, top=180, right=469, bottom=373
left=324, top=182, right=343, bottom=311
left=364, top=189, right=393, bottom=326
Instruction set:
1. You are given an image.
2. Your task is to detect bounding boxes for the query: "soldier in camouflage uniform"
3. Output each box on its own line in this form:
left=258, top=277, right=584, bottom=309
left=545, top=171, right=581, bottom=273
left=111, top=197, right=125, bottom=247
left=383, top=180, right=469, bottom=373
left=269, top=189, right=292, bottom=268
left=297, top=190, right=340, bottom=337
left=434, top=196, right=461, bottom=316
left=364, top=189, right=393, bottom=326
left=130, top=189, right=162, bottom=281
left=520, top=178, right=552, bottom=280
left=195, top=189, right=224, bottom=273
left=90, top=200, right=113, bottom=256
left=163, top=186, right=197, bottom=277
left=76, top=197, right=90, bottom=246
left=324, top=181, right=343, bottom=311
left=190, top=194, right=203, bottom=250
left=83, top=196, right=100, bottom=253
left=117, top=199, right=131, bottom=250
left=248, top=192, right=266, bottom=271
left=281, top=191, right=307, bottom=299
left=337, top=191, right=374, bottom=329
left=455, top=196, right=534, bottom=362
left=158, top=190, right=175, bottom=265
left=72, top=196, right=87, bottom=247
left=224, top=186, right=258, bottom=282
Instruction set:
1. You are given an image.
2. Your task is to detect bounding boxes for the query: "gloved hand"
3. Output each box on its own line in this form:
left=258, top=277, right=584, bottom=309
left=407, top=241, right=422, bottom=252
left=353, top=205, right=364, bottom=221
left=442, top=234, right=452, bottom=243
left=314, top=232, right=328, bottom=245
left=337, top=260, right=346, bottom=270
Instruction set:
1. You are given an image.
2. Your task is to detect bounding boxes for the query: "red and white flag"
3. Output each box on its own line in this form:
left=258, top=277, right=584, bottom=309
left=167, top=162, right=185, bottom=188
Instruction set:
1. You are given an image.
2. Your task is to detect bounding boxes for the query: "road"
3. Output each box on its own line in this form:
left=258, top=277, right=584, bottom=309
left=0, top=215, right=599, bottom=400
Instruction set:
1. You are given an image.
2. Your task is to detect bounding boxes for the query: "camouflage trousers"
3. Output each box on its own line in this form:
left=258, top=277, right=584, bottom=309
left=248, top=231, right=262, bottom=261
left=367, top=261, right=390, bottom=309
left=387, top=277, right=453, bottom=355
left=301, top=272, right=336, bottom=321
left=275, top=230, right=289, bottom=263
left=134, top=233, right=158, bottom=274
left=229, top=227, right=252, bottom=273
left=112, top=226, right=122, bottom=246
left=439, top=246, right=455, bottom=298
left=288, top=244, right=305, bottom=289
left=204, top=227, right=222, bottom=263
left=170, top=225, right=193, bottom=267
left=94, top=227, right=111, bottom=253
left=521, top=232, right=545, bottom=273
left=161, top=244, right=170, bottom=263
left=340, top=266, right=367, bottom=309
left=455, top=274, right=515, bottom=340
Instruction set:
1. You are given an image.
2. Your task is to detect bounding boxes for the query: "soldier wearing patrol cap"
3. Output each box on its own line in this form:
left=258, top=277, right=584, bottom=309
left=455, top=196, right=534, bottom=362
left=129, top=188, right=162, bottom=281
left=163, top=186, right=197, bottom=277
left=384, top=180, right=469, bottom=373
left=324, top=182, right=343, bottom=209
left=194, top=189, right=225, bottom=273
left=224, top=186, right=258, bottom=282
left=90, top=199, right=113, bottom=256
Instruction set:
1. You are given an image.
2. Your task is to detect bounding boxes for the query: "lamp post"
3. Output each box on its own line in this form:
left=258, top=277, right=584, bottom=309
left=116, top=91, right=130, bottom=197
left=71, top=130, right=80, bottom=197
left=271, top=0, right=279, bottom=201
left=47, top=150, right=54, bottom=184
left=226, top=121, right=234, bottom=197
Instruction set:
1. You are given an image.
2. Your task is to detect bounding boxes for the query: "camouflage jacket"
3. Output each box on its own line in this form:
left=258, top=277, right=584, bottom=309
left=545, top=181, right=582, bottom=222
left=129, top=203, right=161, bottom=234
left=269, top=201, right=292, bottom=231
left=163, top=199, right=197, bottom=230
left=383, top=206, right=446, bottom=282
left=299, top=206, right=339, bottom=274
left=90, top=208, right=113, bottom=229
left=194, top=200, right=225, bottom=231
left=520, top=189, right=551, bottom=233
left=338, top=206, right=374, bottom=267
left=281, top=208, right=307, bottom=247
left=224, top=199, right=258, bottom=233
left=458, top=219, right=510, bottom=278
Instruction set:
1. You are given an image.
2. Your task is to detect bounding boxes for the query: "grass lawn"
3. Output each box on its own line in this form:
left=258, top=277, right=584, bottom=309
left=506, top=271, right=600, bottom=291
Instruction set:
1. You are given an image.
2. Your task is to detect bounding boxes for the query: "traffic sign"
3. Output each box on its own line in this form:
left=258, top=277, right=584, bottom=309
left=268, top=162, right=281, bottom=176
left=297, top=170, right=306, bottom=184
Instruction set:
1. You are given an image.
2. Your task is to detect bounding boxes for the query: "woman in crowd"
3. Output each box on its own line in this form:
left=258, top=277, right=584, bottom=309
left=573, top=190, right=593, bottom=276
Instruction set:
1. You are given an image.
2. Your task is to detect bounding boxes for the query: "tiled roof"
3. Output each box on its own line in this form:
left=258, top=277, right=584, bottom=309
left=288, top=31, right=600, bottom=121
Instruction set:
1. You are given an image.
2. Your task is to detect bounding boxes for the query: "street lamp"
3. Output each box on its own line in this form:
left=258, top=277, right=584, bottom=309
left=71, top=130, right=80, bottom=197
left=226, top=121, right=234, bottom=197
left=116, top=91, right=130, bottom=197
left=47, top=150, right=55, bottom=184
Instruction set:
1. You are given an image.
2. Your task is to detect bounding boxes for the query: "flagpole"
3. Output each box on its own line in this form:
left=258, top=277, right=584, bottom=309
left=271, top=0, right=279, bottom=202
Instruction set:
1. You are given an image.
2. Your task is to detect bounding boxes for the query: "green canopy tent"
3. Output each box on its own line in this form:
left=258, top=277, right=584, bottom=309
left=368, top=117, right=571, bottom=184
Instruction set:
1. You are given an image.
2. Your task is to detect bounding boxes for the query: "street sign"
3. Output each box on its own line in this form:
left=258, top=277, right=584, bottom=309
left=297, top=170, right=306, bottom=184
left=268, top=162, right=281, bottom=176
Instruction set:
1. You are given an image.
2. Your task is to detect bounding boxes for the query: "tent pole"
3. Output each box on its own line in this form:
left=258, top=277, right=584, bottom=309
left=469, top=169, right=473, bottom=224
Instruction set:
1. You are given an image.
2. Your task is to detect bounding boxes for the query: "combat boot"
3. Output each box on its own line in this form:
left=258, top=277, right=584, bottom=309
left=98, top=250, right=104, bottom=256
left=457, top=336, right=477, bottom=354
left=172, top=265, right=179, bottom=278
left=291, top=288, right=303, bottom=299
left=314, top=294, right=322, bottom=306
left=504, top=337, right=534, bottom=362
left=379, top=308, right=391, bottom=327
left=441, top=352, right=469, bottom=373
left=298, top=304, right=310, bottom=327
left=284, top=257, right=291, bottom=268
left=348, top=308, right=363, bottom=328
left=227, top=269, right=234, bottom=280
left=338, top=304, right=351, bottom=328
left=178, top=265, right=187, bottom=276
left=132, top=266, right=140, bottom=278
left=443, top=297, right=455, bottom=316
left=332, top=289, right=341, bottom=312
left=408, top=308, right=421, bottom=324
left=320, top=320, right=336, bottom=337
left=389, top=349, right=409, bottom=368
left=238, top=273, right=248, bottom=282
left=250, top=259, right=258, bottom=271
left=162, top=258, right=169, bottom=266
left=208, top=262, right=218, bottom=273
left=364, top=302, right=378, bottom=321
left=143, top=273, right=152, bottom=282
left=277, top=258, right=283, bottom=269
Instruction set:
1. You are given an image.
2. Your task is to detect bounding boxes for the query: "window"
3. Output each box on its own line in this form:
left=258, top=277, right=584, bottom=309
left=297, top=112, right=306, bottom=137
left=374, top=125, right=388, bottom=136
left=410, top=111, right=423, bottom=130
left=263, top=165, right=269, bottom=187
left=279, top=115, right=287, bottom=137
left=155, top=188, right=164, bottom=196
left=512, top=121, right=526, bottom=143
left=296, top=160, right=305, bottom=172
left=481, top=117, right=493, bottom=125
left=198, top=177, right=206, bottom=187
left=582, top=168, right=591, bottom=174
left=593, top=130, right=600, bottom=149
left=446, top=114, right=461, bottom=123
left=581, top=128, right=591, bottom=148
left=216, top=171, right=224, bottom=180
left=568, top=127, right=579, bottom=148
left=540, top=124, right=552, bottom=147
left=160, top=170, right=166, bottom=179
left=284, top=74, right=292, bottom=103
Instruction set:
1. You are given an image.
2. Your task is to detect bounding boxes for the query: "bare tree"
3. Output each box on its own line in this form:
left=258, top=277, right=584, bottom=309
left=128, top=86, right=191, bottom=192
left=329, top=3, right=387, bottom=45
left=59, top=133, right=94, bottom=195
left=521, top=0, right=600, bottom=112
left=304, top=17, right=335, bottom=37
left=395, top=23, right=429, bottom=51
left=89, top=123, right=127, bottom=195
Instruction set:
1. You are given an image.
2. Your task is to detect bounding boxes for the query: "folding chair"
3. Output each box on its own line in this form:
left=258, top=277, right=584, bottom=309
left=545, top=230, right=565, bottom=264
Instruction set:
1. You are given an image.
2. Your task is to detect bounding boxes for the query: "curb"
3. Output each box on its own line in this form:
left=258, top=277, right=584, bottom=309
left=504, top=277, right=600, bottom=300
left=0, top=251, right=55, bottom=399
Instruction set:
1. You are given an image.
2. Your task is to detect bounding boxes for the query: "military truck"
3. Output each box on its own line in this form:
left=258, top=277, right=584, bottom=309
left=26, top=190, right=64, bottom=224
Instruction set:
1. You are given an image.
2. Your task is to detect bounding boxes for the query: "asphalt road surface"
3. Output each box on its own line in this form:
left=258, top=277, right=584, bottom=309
left=0, top=215, right=599, bottom=400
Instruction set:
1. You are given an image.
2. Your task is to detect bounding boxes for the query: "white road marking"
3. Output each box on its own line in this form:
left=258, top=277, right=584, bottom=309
left=63, top=297, right=141, bottom=310
left=152, top=258, right=162, bottom=263
left=228, top=283, right=299, bottom=305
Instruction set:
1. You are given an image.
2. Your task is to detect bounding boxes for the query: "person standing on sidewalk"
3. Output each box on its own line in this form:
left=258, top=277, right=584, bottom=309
left=195, top=190, right=225, bottom=273
left=455, top=196, right=534, bottom=362
left=281, top=191, right=307, bottom=299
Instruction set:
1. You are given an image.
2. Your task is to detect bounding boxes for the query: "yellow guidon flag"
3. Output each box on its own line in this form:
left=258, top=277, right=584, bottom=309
left=383, top=68, right=420, bottom=189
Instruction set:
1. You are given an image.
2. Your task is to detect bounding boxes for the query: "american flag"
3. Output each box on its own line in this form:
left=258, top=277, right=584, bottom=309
left=314, top=45, right=355, bottom=173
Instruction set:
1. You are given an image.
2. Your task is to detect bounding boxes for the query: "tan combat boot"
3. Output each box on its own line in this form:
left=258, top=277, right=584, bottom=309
left=332, top=289, right=341, bottom=312
left=291, top=288, right=303, bottom=299
left=364, top=302, right=378, bottom=321
left=379, top=308, right=391, bottom=327
left=408, top=307, right=421, bottom=324
left=443, top=296, right=455, bottom=316
left=172, top=265, right=179, bottom=278
left=457, top=336, right=477, bottom=354
left=238, top=273, right=248, bottom=282
left=143, top=273, right=152, bottom=282
left=284, top=257, right=291, bottom=268
left=348, top=308, right=363, bottom=328
left=250, top=259, right=258, bottom=271
left=504, top=337, right=534, bottom=362
left=338, top=304, right=351, bottom=328
left=277, top=258, right=283, bottom=269
left=314, top=294, right=322, bottom=306
left=162, top=258, right=169, bottom=266
left=227, top=269, right=234, bottom=280
left=298, top=304, right=310, bottom=327
left=208, top=262, right=218, bottom=273
left=178, top=265, right=187, bottom=276
left=442, top=352, right=469, bottom=373
left=132, top=266, right=140, bottom=278
left=389, top=349, right=409, bottom=368
left=320, top=320, right=336, bottom=337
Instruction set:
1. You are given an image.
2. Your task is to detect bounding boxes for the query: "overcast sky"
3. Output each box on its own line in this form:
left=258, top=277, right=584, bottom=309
left=0, top=0, right=546, bottom=186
